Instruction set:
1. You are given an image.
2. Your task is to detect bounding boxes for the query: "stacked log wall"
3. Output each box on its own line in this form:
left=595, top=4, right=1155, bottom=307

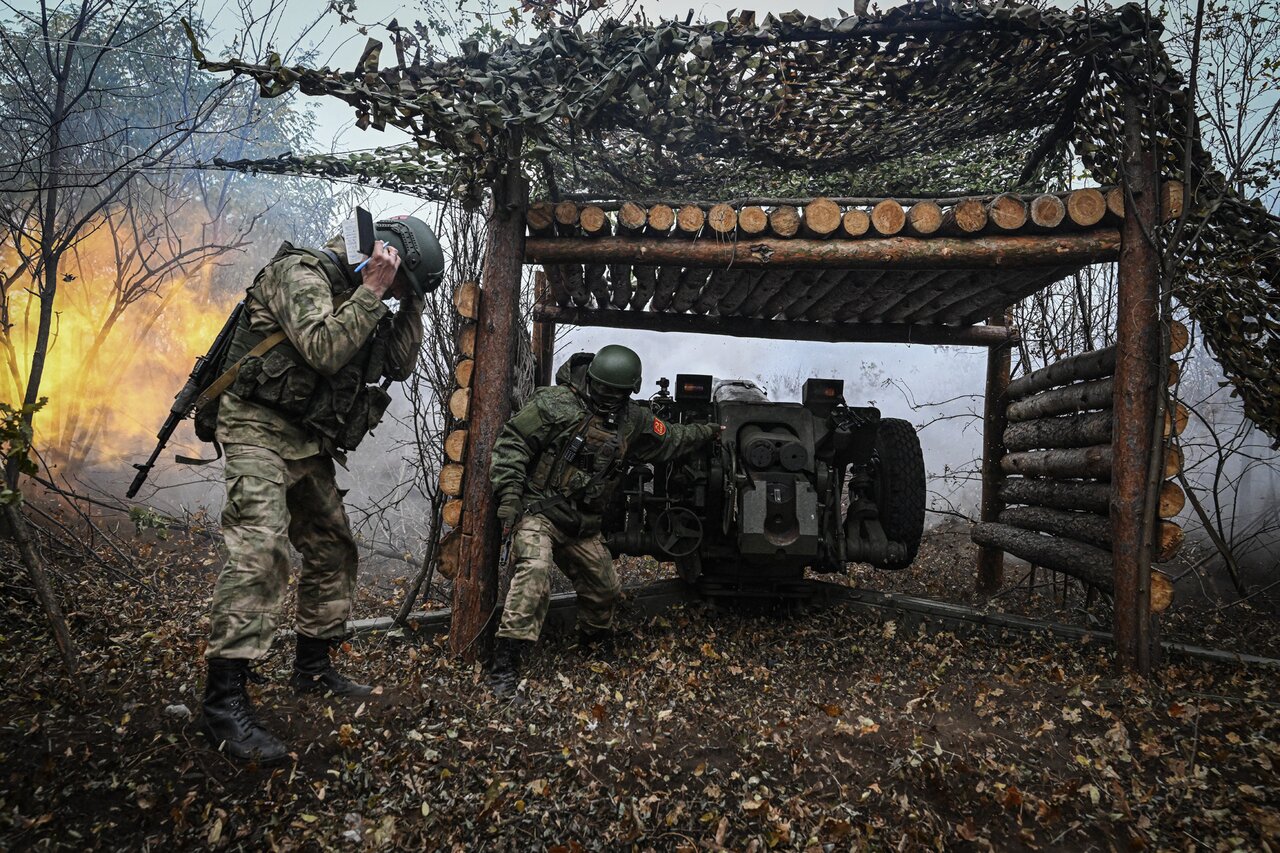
left=438, top=279, right=536, bottom=579
left=972, top=323, right=1191, bottom=612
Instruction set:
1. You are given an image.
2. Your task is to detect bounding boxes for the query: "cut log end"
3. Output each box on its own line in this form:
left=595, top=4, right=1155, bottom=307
left=553, top=200, right=579, bottom=229
left=802, top=197, right=843, bottom=238
left=841, top=208, right=870, bottom=238
left=768, top=205, right=800, bottom=238
left=871, top=199, right=906, bottom=236
left=444, top=428, right=468, bottom=463
left=527, top=202, right=555, bottom=235
left=677, top=204, right=707, bottom=235
left=738, top=205, right=768, bottom=235
left=1151, top=569, right=1174, bottom=613
left=906, top=201, right=943, bottom=236
left=1065, top=188, right=1105, bottom=227
left=707, top=203, right=737, bottom=234
left=1030, top=194, right=1066, bottom=229
left=453, top=280, right=480, bottom=320
left=1159, top=480, right=1185, bottom=518
left=986, top=194, right=1027, bottom=231
left=1105, top=187, right=1125, bottom=220
left=579, top=205, right=610, bottom=236
left=1161, top=180, right=1185, bottom=221
left=439, top=462, right=465, bottom=497
left=453, top=358, right=475, bottom=389
left=618, top=201, right=647, bottom=233
left=457, top=324, right=476, bottom=358
left=448, top=387, right=470, bottom=421
left=945, top=199, right=988, bottom=234
left=647, top=203, right=675, bottom=235
left=442, top=499, right=463, bottom=528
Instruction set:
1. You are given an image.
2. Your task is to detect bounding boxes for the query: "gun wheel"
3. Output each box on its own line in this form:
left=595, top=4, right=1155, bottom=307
left=873, top=418, right=926, bottom=570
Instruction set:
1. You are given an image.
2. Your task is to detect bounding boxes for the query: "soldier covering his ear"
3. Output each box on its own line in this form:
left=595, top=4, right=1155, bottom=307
left=199, top=216, right=444, bottom=763
left=486, top=345, right=719, bottom=699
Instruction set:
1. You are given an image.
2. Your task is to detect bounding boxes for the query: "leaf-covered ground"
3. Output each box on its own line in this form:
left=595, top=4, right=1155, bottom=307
left=2, top=525, right=1278, bottom=851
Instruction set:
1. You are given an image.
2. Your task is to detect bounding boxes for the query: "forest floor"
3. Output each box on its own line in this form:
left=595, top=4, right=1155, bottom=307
left=1, top=517, right=1278, bottom=851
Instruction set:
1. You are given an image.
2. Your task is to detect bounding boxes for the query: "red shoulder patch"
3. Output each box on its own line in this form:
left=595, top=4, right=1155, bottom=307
left=652, top=417, right=667, bottom=437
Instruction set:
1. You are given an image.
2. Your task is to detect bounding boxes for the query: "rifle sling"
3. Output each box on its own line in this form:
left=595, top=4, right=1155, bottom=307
left=174, top=330, right=289, bottom=466
left=193, top=330, right=289, bottom=411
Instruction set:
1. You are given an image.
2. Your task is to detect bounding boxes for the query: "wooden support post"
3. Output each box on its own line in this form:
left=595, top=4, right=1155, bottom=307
left=531, top=271, right=554, bottom=387
left=452, top=160, right=527, bottom=661
left=1112, top=97, right=1161, bottom=675
left=976, top=308, right=1012, bottom=594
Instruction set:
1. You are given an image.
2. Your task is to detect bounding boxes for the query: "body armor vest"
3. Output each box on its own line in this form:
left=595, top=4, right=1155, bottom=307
left=526, top=407, right=629, bottom=535
left=195, top=243, right=394, bottom=455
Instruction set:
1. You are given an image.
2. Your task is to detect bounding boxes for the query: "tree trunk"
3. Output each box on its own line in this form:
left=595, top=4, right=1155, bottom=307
left=5, top=503, right=81, bottom=686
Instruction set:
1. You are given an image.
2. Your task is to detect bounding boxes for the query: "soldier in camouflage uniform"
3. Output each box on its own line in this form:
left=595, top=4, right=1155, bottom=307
left=200, top=217, right=444, bottom=763
left=486, top=345, right=719, bottom=699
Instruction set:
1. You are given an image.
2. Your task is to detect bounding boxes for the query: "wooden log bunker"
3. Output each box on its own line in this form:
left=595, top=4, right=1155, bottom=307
left=194, top=1, right=1280, bottom=681
left=449, top=179, right=1186, bottom=673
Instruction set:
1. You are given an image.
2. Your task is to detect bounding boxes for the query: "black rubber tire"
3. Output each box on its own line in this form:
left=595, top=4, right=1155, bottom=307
left=874, top=418, right=926, bottom=569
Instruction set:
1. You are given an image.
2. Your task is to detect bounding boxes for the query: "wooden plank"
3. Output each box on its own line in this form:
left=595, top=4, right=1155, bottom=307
left=525, top=232, right=1121, bottom=269
left=531, top=304, right=1018, bottom=347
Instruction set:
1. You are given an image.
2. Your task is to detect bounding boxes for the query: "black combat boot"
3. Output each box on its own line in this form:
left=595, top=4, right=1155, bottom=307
left=201, top=658, right=288, bottom=764
left=289, top=634, right=373, bottom=697
left=487, top=637, right=532, bottom=701
left=577, top=627, right=618, bottom=662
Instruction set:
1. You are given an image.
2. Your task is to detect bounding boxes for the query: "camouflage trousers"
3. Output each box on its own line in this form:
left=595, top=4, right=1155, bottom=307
left=205, top=444, right=359, bottom=660
left=496, top=514, right=621, bottom=642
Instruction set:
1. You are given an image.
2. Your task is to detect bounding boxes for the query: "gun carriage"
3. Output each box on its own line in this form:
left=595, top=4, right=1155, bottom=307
left=604, top=375, right=925, bottom=595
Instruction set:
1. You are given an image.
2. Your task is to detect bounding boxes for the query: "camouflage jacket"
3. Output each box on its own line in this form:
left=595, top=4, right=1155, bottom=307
left=216, top=236, right=423, bottom=459
left=489, top=356, right=717, bottom=536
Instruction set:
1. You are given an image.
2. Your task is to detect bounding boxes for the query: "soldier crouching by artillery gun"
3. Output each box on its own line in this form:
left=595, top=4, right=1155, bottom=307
left=485, top=346, right=927, bottom=700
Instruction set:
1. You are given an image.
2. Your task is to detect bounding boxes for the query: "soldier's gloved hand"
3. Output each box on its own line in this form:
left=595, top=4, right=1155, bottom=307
left=497, top=495, right=522, bottom=538
left=703, top=423, right=723, bottom=444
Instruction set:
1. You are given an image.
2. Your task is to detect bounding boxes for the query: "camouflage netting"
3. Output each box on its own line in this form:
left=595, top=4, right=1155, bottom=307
left=187, top=1, right=1280, bottom=441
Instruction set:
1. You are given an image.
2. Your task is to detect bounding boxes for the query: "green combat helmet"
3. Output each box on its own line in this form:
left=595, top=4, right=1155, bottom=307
left=586, top=344, right=642, bottom=413
left=588, top=344, right=643, bottom=392
left=375, top=215, right=445, bottom=299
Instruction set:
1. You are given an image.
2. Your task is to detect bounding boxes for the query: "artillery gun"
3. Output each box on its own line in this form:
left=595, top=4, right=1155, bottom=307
left=605, top=375, right=926, bottom=596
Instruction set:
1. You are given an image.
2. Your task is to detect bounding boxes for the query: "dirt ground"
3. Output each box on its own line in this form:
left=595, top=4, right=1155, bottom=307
left=1, top=521, right=1278, bottom=851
